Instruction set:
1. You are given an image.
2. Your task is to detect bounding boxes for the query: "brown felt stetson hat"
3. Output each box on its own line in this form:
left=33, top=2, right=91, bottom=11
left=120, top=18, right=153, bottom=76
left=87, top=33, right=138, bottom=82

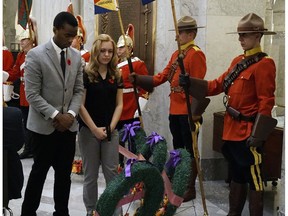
left=169, top=16, right=205, bottom=31
left=227, top=13, right=276, bottom=35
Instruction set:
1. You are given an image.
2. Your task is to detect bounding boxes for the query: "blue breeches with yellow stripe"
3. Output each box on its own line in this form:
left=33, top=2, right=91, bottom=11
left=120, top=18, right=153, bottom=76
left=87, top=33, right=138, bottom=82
left=222, top=140, right=263, bottom=191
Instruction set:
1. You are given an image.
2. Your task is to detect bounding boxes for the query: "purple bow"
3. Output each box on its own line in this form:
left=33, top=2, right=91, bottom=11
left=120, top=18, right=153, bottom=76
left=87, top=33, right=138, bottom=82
left=121, top=121, right=141, bottom=143
left=125, top=158, right=137, bottom=177
left=165, top=150, right=181, bottom=169
left=146, top=132, right=164, bottom=148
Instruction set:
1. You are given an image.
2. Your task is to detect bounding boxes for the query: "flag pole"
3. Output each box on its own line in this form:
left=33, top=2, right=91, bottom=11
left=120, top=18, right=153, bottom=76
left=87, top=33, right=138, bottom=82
left=170, top=0, right=208, bottom=215
left=115, top=0, right=144, bottom=129
left=23, top=0, right=32, bottom=39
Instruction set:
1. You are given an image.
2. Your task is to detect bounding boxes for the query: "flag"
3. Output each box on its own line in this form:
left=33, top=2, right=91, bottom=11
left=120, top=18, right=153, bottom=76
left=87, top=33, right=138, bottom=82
left=141, top=0, right=155, bottom=5
left=94, top=0, right=118, bottom=14
left=18, top=0, right=33, bottom=29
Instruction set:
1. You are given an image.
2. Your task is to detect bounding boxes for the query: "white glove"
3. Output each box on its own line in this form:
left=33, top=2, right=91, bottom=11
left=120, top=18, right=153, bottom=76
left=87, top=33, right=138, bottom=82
left=134, top=97, right=148, bottom=118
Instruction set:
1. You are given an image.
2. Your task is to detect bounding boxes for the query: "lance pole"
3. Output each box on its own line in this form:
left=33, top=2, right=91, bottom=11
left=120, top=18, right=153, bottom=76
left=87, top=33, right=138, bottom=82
left=170, top=0, right=208, bottom=215
left=23, top=0, right=32, bottom=39
left=116, top=0, right=144, bottom=128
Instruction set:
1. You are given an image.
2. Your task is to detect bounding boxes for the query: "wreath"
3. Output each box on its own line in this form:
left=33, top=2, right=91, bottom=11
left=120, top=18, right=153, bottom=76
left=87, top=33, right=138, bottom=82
left=138, top=132, right=167, bottom=173
left=162, top=149, right=191, bottom=216
left=97, top=120, right=191, bottom=216
left=95, top=161, right=164, bottom=216
left=120, top=121, right=147, bottom=154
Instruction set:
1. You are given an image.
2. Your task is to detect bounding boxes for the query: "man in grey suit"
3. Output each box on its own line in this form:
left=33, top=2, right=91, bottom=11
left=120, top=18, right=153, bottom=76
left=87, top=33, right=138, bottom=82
left=21, top=12, right=84, bottom=216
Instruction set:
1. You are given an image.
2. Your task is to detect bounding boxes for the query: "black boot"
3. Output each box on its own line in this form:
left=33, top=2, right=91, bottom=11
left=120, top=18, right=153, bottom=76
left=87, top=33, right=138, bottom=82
left=227, top=181, right=248, bottom=216
left=19, top=128, right=33, bottom=159
left=182, top=159, right=197, bottom=202
left=249, top=190, right=263, bottom=216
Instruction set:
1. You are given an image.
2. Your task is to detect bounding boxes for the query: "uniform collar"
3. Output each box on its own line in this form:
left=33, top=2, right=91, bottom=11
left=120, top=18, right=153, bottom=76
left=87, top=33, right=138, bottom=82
left=244, top=46, right=262, bottom=57
left=180, top=40, right=195, bottom=51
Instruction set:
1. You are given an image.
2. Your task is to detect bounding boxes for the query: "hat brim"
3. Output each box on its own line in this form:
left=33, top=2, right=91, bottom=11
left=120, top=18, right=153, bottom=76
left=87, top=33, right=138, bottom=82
left=227, top=30, right=276, bottom=35
left=168, top=26, right=205, bottom=31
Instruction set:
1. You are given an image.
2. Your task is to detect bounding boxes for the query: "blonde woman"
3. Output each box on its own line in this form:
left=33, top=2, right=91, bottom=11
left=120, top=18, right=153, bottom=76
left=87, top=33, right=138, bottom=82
left=78, top=34, right=123, bottom=216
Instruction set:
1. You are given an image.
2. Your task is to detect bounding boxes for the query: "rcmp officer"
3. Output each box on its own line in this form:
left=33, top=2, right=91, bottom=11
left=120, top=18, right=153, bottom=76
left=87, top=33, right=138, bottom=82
left=7, top=17, right=38, bottom=159
left=179, top=13, right=277, bottom=215
left=130, top=16, right=207, bottom=201
left=116, top=24, right=149, bottom=167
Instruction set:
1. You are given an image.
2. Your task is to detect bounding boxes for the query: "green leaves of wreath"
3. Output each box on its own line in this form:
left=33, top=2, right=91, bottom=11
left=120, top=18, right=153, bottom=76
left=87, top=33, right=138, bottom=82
left=96, top=162, right=164, bottom=216
left=164, top=149, right=191, bottom=216
left=95, top=121, right=191, bottom=216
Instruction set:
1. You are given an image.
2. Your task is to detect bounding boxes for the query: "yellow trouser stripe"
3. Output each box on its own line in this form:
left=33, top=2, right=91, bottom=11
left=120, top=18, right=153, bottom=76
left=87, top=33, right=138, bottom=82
left=249, top=147, right=263, bottom=191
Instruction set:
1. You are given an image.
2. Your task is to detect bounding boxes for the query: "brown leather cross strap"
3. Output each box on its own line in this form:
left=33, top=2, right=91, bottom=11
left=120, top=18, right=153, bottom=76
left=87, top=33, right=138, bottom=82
left=223, top=52, right=267, bottom=94
left=167, top=45, right=195, bottom=82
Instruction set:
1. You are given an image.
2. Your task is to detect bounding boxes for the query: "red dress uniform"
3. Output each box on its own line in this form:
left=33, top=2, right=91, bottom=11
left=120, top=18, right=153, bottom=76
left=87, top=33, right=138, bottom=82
left=7, top=51, right=29, bottom=107
left=207, top=47, right=276, bottom=141
left=3, top=48, right=14, bottom=72
left=118, top=57, right=149, bottom=121
left=153, top=41, right=206, bottom=114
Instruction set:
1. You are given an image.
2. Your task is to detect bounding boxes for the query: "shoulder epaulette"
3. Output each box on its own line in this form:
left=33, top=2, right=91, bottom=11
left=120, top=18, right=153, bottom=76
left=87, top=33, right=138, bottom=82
left=264, top=56, right=273, bottom=59
left=192, top=45, right=201, bottom=52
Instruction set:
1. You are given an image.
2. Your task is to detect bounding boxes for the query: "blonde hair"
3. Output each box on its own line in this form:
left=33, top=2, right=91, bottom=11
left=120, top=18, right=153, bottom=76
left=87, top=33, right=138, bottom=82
left=85, top=34, right=120, bottom=83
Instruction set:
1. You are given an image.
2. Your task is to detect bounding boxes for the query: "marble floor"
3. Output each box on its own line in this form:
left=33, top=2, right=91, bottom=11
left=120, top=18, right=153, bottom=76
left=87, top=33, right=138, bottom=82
left=7, top=158, right=280, bottom=216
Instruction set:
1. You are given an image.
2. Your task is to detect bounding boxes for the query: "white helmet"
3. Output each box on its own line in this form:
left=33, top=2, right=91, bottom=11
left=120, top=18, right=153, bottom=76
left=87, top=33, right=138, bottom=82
left=117, top=35, right=133, bottom=48
left=117, top=24, right=135, bottom=48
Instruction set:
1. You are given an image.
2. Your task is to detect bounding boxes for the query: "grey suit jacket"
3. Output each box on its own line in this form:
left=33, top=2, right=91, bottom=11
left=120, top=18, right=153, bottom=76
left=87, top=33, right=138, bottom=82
left=24, top=40, right=84, bottom=135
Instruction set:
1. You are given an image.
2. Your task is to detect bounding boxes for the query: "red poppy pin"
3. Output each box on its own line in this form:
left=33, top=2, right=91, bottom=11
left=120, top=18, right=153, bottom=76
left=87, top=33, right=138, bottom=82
left=108, top=78, right=114, bottom=84
left=67, top=59, right=71, bottom=65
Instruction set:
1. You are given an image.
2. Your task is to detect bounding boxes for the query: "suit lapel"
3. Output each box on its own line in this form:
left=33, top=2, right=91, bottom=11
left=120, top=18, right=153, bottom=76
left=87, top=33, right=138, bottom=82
left=45, top=41, right=65, bottom=81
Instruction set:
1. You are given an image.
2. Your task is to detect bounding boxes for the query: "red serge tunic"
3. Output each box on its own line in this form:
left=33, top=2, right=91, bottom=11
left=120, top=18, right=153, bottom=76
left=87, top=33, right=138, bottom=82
left=153, top=41, right=206, bottom=115
left=3, top=48, right=14, bottom=72
left=118, top=57, right=149, bottom=121
left=207, top=47, right=276, bottom=141
left=7, top=51, right=29, bottom=106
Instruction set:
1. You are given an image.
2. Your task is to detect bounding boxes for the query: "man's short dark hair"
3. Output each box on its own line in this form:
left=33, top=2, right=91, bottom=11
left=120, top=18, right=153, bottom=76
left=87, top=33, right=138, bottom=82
left=53, top=11, right=78, bottom=29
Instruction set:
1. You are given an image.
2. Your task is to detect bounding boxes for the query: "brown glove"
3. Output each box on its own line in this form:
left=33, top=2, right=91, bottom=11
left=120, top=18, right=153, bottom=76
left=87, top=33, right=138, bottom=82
left=129, top=72, right=154, bottom=93
left=246, top=114, right=277, bottom=147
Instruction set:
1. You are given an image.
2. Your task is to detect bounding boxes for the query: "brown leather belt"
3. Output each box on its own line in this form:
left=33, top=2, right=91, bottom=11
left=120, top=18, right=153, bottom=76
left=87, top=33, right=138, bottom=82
left=170, top=86, right=184, bottom=93
left=239, top=114, right=256, bottom=122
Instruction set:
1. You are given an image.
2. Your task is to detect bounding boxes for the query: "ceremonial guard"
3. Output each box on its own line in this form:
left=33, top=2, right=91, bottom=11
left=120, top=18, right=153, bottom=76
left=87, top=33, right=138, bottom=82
left=71, top=15, right=90, bottom=63
left=7, top=17, right=38, bottom=159
left=116, top=24, right=149, bottom=167
left=67, top=2, right=90, bottom=63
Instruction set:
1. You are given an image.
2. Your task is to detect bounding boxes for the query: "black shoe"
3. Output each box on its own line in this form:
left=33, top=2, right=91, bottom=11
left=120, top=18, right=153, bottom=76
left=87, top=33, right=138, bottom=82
left=19, top=151, right=33, bottom=159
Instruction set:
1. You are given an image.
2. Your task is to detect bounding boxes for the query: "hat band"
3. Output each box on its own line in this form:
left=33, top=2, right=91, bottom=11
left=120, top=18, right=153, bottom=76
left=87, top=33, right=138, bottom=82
left=237, top=27, right=268, bottom=32
left=178, top=25, right=198, bottom=29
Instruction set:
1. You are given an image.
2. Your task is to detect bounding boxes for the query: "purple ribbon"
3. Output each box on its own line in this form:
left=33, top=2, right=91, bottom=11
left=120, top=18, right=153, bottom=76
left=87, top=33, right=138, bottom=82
left=146, top=132, right=164, bottom=148
left=125, top=158, right=137, bottom=177
left=165, top=150, right=181, bottom=169
left=121, top=121, right=141, bottom=143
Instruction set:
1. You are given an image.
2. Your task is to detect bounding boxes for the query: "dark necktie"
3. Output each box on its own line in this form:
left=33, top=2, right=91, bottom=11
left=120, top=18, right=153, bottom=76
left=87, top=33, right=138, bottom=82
left=60, top=50, right=66, bottom=76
